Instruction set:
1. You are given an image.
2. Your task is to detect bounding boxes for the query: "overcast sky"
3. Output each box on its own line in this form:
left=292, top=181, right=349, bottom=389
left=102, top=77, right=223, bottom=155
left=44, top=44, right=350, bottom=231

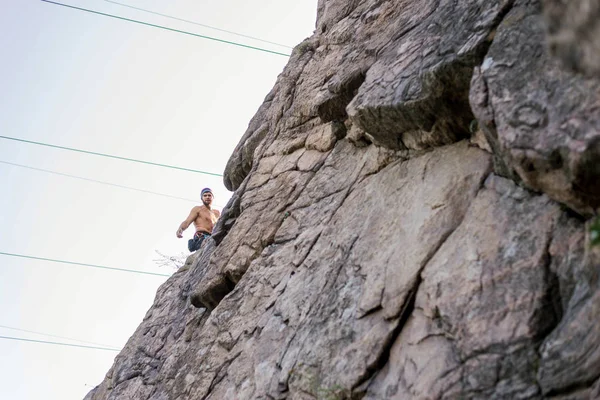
left=0, top=1, right=316, bottom=398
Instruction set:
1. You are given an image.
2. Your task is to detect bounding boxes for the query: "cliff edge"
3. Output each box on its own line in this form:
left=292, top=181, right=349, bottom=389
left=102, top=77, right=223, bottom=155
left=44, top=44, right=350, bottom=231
left=87, top=0, right=600, bottom=398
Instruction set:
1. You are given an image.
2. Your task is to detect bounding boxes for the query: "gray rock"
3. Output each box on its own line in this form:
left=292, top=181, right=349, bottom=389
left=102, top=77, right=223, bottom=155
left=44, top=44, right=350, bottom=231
left=87, top=0, right=600, bottom=399
left=542, top=0, right=600, bottom=77
left=470, top=0, right=600, bottom=216
left=367, top=174, right=568, bottom=399
left=348, top=0, right=514, bottom=151
left=538, top=222, right=600, bottom=395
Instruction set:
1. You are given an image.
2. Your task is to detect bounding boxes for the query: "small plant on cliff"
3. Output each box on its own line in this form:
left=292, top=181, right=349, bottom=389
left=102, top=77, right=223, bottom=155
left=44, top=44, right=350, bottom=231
left=295, top=40, right=313, bottom=55
left=590, top=217, right=600, bottom=247
left=317, top=384, right=349, bottom=400
left=289, top=364, right=349, bottom=400
left=153, top=250, right=188, bottom=270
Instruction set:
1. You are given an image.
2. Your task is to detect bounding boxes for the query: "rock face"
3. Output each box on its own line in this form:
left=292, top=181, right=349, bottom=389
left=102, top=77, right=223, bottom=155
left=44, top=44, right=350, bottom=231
left=470, top=0, right=600, bottom=217
left=87, top=0, right=600, bottom=399
left=542, top=0, right=600, bottom=77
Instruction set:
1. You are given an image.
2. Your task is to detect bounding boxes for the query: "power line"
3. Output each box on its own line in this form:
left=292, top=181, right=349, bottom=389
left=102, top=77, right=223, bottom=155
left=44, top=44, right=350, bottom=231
left=0, top=335, right=120, bottom=352
left=40, top=0, right=291, bottom=57
left=0, top=160, right=198, bottom=203
left=0, top=252, right=171, bottom=277
left=104, top=0, right=293, bottom=49
left=0, top=160, right=227, bottom=208
left=0, top=324, right=120, bottom=349
left=0, top=135, right=223, bottom=177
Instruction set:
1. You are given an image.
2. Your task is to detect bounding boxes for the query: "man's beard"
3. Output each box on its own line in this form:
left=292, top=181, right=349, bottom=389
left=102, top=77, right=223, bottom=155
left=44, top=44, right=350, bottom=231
left=202, top=200, right=211, bottom=207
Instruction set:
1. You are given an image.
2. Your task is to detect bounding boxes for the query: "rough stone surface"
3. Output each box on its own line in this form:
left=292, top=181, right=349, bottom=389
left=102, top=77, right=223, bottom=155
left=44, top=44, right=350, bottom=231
left=469, top=0, right=600, bottom=216
left=366, top=175, right=567, bottom=399
left=347, top=0, right=514, bottom=151
left=541, top=0, right=600, bottom=77
left=88, top=0, right=600, bottom=399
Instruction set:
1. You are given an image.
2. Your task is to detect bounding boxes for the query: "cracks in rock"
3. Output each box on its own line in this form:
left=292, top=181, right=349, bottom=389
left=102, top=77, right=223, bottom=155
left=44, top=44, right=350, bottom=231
left=458, top=337, right=536, bottom=365
left=313, top=150, right=374, bottom=233
left=272, top=143, right=345, bottom=229
left=470, top=1, right=532, bottom=183
left=196, top=176, right=323, bottom=310
left=318, top=68, right=368, bottom=123
left=112, top=368, right=143, bottom=388
left=273, top=331, right=301, bottom=395
left=283, top=115, right=321, bottom=133
left=413, top=331, right=455, bottom=347
left=371, top=0, right=517, bottom=152
left=268, top=159, right=312, bottom=184
left=374, top=0, right=439, bottom=61
left=353, top=172, right=489, bottom=397
left=243, top=174, right=314, bottom=213
left=216, top=330, right=240, bottom=352
left=198, top=143, right=487, bottom=400
left=546, top=378, right=600, bottom=399
left=184, top=309, right=209, bottom=343
left=360, top=149, right=412, bottom=184
left=271, top=235, right=297, bottom=247
left=470, top=0, right=516, bottom=64
left=293, top=232, right=323, bottom=269
left=352, top=276, right=422, bottom=398
left=305, top=235, right=362, bottom=324
left=363, top=223, right=467, bottom=395
left=333, top=235, right=360, bottom=285
left=195, top=136, right=352, bottom=311
left=284, top=53, right=317, bottom=117
left=274, top=237, right=363, bottom=397
left=357, top=304, right=383, bottom=321
left=531, top=228, right=563, bottom=343
left=421, top=151, right=433, bottom=182
left=282, top=154, right=492, bottom=399
left=295, top=186, right=350, bottom=212
left=200, top=351, right=243, bottom=400
left=243, top=169, right=302, bottom=197
left=531, top=216, right=597, bottom=397
left=137, top=340, right=167, bottom=361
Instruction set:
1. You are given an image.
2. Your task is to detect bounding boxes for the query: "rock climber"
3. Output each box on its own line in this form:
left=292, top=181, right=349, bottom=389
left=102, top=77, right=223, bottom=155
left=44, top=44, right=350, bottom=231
left=176, top=188, right=220, bottom=252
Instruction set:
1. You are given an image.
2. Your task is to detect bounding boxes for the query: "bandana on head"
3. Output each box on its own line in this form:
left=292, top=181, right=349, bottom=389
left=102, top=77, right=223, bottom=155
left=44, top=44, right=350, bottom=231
left=201, top=188, right=213, bottom=197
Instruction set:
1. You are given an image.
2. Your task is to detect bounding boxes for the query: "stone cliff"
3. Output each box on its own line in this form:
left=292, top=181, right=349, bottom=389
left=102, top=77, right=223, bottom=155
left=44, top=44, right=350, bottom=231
left=86, top=0, right=600, bottom=398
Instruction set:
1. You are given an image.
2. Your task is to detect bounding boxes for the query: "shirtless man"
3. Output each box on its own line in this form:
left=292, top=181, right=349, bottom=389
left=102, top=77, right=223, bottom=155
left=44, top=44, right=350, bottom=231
left=176, top=188, right=220, bottom=252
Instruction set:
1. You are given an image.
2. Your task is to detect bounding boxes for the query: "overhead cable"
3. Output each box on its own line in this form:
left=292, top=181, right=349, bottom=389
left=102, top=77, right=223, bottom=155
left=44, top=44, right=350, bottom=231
left=0, top=160, right=227, bottom=208
left=0, top=160, right=198, bottom=203
left=103, top=0, right=293, bottom=49
left=39, top=0, right=291, bottom=57
left=0, top=335, right=120, bottom=352
left=0, top=324, right=120, bottom=349
left=0, top=251, right=171, bottom=277
left=0, top=135, right=223, bottom=177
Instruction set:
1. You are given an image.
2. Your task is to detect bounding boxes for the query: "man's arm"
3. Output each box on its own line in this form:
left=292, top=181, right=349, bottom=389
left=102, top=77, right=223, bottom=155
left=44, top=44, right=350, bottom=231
left=213, top=209, right=221, bottom=218
left=176, top=207, right=199, bottom=238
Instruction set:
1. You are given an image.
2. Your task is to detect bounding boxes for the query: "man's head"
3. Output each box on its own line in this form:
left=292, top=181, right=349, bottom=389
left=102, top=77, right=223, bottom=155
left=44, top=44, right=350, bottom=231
left=201, top=188, right=214, bottom=207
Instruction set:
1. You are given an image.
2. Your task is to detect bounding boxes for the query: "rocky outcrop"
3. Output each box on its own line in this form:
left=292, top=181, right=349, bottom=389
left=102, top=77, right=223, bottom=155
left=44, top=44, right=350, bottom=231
left=542, top=0, right=600, bottom=77
left=470, top=0, right=600, bottom=217
left=87, top=0, right=600, bottom=399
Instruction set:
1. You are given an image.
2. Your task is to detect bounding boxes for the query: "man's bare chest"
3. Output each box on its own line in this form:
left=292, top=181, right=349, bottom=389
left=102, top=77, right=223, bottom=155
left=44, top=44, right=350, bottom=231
left=196, top=207, right=218, bottom=223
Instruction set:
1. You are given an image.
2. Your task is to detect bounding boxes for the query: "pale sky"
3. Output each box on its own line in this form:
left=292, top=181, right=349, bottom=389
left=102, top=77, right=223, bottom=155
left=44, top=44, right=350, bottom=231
left=0, top=1, right=316, bottom=399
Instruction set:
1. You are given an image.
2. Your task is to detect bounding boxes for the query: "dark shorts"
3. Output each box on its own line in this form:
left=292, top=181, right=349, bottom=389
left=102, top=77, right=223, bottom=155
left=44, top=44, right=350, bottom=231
left=188, top=231, right=211, bottom=252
